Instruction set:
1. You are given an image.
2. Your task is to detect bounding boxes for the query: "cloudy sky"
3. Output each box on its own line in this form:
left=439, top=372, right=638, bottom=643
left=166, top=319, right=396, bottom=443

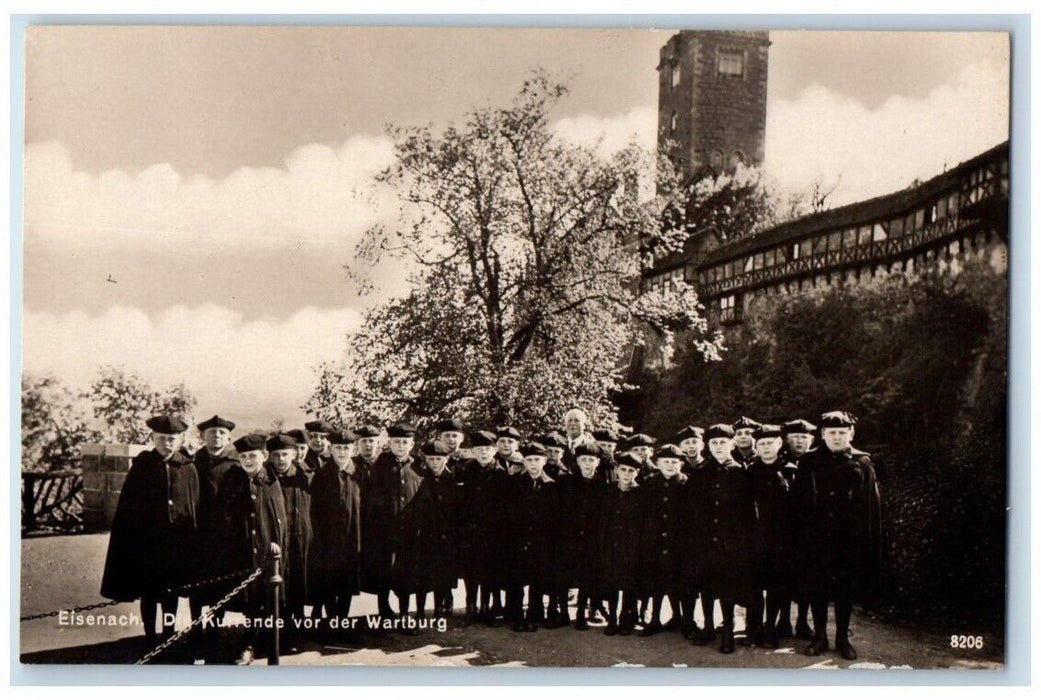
left=21, top=27, right=1009, bottom=430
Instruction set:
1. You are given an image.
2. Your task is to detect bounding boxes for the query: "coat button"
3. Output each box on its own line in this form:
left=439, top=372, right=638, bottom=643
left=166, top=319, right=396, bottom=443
left=167, top=499, right=173, bottom=506
left=712, top=537, right=718, bottom=542
left=663, top=514, right=668, bottom=519
left=714, top=500, right=720, bottom=506
left=251, top=494, right=257, bottom=501
left=663, top=496, right=668, bottom=502
left=715, top=483, right=721, bottom=489
left=663, top=549, right=668, bottom=555
left=713, top=518, right=718, bottom=524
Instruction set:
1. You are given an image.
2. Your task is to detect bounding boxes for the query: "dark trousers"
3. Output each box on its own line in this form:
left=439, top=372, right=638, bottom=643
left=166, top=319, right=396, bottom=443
left=811, top=598, right=853, bottom=642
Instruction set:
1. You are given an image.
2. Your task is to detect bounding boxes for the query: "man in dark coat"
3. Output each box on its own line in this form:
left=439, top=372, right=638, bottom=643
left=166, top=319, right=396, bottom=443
left=747, top=424, right=796, bottom=649
left=309, top=431, right=362, bottom=623
left=638, top=444, right=689, bottom=636
left=779, top=418, right=817, bottom=640
left=221, top=433, right=287, bottom=665
left=351, top=424, right=382, bottom=484
left=732, top=416, right=761, bottom=467
left=689, top=424, right=756, bottom=653
left=599, top=454, right=643, bottom=636
left=101, top=415, right=199, bottom=646
left=792, top=411, right=883, bottom=661
left=362, top=422, right=423, bottom=621
left=303, top=419, right=334, bottom=476
left=268, top=433, right=313, bottom=651
left=506, top=442, right=561, bottom=632
left=188, top=414, right=238, bottom=650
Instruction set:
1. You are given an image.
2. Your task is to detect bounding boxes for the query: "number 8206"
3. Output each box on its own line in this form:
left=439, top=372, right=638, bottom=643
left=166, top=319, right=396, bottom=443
left=950, top=635, right=984, bottom=649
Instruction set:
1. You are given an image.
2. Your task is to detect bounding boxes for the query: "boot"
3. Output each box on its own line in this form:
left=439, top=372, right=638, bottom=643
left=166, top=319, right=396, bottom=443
left=762, top=623, right=779, bottom=650
left=719, top=625, right=735, bottom=654
left=836, top=635, right=858, bottom=660
left=805, top=634, right=830, bottom=656
left=692, top=627, right=715, bottom=646
left=575, top=608, right=589, bottom=631
left=795, top=618, right=814, bottom=641
left=640, top=620, right=663, bottom=637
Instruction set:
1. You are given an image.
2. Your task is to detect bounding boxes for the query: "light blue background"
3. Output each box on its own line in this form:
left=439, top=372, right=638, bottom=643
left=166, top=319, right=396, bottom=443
left=8, top=12, right=1031, bottom=686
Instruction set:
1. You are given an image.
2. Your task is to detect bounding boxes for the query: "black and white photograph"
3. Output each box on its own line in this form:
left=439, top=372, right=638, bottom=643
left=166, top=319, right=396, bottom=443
left=17, top=22, right=1011, bottom=671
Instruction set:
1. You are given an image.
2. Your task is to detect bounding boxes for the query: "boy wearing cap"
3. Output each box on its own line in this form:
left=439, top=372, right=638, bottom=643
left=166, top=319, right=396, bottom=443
left=538, top=430, right=572, bottom=627
left=399, top=442, right=460, bottom=624
left=599, top=454, right=644, bottom=635
left=494, top=426, right=522, bottom=472
left=747, top=425, right=795, bottom=649
left=506, top=442, right=560, bottom=632
left=592, top=428, right=619, bottom=483
left=779, top=419, right=816, bottom=640
left=639, top=444, right=688, bottom=636
left=540, top=431, right=570, bottom=480
left=688, top=424, right=756, bottom=653
left=434, top=418, right=467, bottom=473
left=303, top=420, right=334, bottom=475
left=310, top=431, right=362, bottom=625
left=626, top=434, right=657, bottom=484
left=352, top=424, right=382, bottom=484
left=791, top=411, right=883, bottom=661
left=732, top=417, right=761, bottom=467
left=561, top=442, right=606, bottom=631
left=268, top=434, right=314, bottom=651
left=363, top=422, right=423, bottom=622
left=101, top=415, right=199, bottom=646
left=285, top=429, right=310, bottom=467
left=222, top=433, right=287, bottom=665
left=781, top=419, right=816, bottom=466
left=674, top=426, right=706, bottom=475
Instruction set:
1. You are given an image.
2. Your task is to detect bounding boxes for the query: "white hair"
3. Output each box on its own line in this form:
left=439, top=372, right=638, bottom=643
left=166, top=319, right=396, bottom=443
left=563, top=408, right=588, bottom=424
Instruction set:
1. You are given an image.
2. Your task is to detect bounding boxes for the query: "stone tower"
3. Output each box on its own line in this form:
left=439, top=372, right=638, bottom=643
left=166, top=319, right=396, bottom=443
left=657, top=30, right=770, bottom=179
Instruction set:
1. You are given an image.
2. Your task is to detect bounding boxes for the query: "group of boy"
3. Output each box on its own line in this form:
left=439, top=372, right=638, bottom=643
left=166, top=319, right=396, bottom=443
left=100, top=408, right=882, bottom=665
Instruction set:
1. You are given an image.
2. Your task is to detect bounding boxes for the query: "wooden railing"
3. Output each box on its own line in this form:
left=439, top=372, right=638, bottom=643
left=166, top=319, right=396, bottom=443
left=21, top=470, right=84, bottom=534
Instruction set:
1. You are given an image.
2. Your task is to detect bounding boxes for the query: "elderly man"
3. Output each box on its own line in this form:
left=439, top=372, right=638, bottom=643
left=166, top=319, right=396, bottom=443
left=561, top=408, right=595, bottom=470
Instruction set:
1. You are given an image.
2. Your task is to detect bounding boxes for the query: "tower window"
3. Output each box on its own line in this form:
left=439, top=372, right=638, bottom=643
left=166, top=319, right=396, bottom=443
left=718, top=50, right=744, bottom=77
left=671, top=64, right=681, bottom=88
left=670, top=111, right=678, bottom=133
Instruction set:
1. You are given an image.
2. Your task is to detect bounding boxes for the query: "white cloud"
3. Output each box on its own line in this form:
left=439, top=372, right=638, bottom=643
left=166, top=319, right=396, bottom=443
left=22, top=304, right=362, bottom=428
left=24, top=135, right=397, bottom=252
left=765, top=59, right=1009, bottom=206
left=552, top=105, right=657, bottom=158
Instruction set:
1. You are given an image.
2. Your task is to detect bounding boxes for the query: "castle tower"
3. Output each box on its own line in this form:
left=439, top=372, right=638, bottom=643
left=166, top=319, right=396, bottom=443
left=657, top=30, right=771, bottom=179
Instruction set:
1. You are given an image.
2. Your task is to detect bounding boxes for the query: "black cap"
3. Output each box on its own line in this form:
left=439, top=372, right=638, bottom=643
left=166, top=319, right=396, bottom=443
left=266, top=434, right=299, bottom=452
left=614, top=453, right=642, bottom=471
left=539, top=431, right=567, bottom=449
left=782, top=419, right=817, bottom=435
left=233, top=434, right=268, bottom=453
left=304, top=419, right=334, bottom=434
left=591, top=428, right=619, bottom=443
left=520, top=442, right=548, bottom=457
left=470, top=430, right=497, bottom=447
left=673, top=425, right=704, bottom=442
left=146, top=415, right=189, bottom=434
left=433, top=418, right=466, bottom=433
left=818, top=411, right=857, bottom=428
left=574, top=442, right=603, bottom=458
left=705, top=424, right=736, bottom=440
left=625, top=433, right=656, bottom=448
left=496, top=426, right=522, bottom=440
left=654, top=444, right=686, bottom=460
left=386, top=422, right=416, bottom=438
left=733, top=416, right=761, bottom=430
left=286, top=429, right=307, bottom=443
left=421, top=441, right=451, bottom=456
left=328, top=430, right=354, bottom=446
left=753, top=424, right=784, bottom=440
left=353, top=424, right=381, bottom=438
left=197, top=415, right=236, bottom=432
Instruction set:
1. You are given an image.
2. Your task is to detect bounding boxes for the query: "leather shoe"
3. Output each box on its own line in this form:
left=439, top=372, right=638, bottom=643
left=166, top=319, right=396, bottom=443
left=836, top=638, right=858, bottom=660
left=805, top=637, right=830, bottom=656
left=719, top=627, right=735, bottom=654
left=604, top=623, right=618, bottom=636
left=640, top=621, right=663, bottom=637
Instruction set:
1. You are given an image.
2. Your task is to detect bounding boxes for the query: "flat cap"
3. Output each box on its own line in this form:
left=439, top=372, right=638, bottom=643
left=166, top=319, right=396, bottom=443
left=625, top=433, right=656, bottom=448
left=496, top=426, right=522, bottom=440
left=352, top=424, right=381, bottom=438
left=286, top=429, right=307, bottom=443
left=673, top=425, right=704, bottom=442
left=614, top=453, right=642, bottom=470
left=433, top=418, right=466, bottom=433
left=818, top=411, right=857, bottom=428
left=470, top=430, right=498, bottom=447
left=574, top=442, right=603, bottom=458
left=197, top=415, right=235, bottom=432
left=782, top=419, right=817, bottom=435
left=386, top=422, right=416, bottom=438
left=421, top=441, right=451, bottom=456
left=146, top=415, right=188, bottom=434
left=520, top=442, right=548, bottom=457
left=733, top=416, right=761, bottom=430
left=328, top=430, right=354, bottom=446
left=233, top=434, right=268, bottom=453
left=705, top=424, right=736, bottom=440
left=266, top=434, right=299, bottom=452
left=753, top=424, right=784, bottom=440
left=304, top=419, right=334, bottom=434
left=654, top=444, right=686, bottom=460
left=538, top=431, right=567, bottom=449
left=591, top=428, right=619, bottom=443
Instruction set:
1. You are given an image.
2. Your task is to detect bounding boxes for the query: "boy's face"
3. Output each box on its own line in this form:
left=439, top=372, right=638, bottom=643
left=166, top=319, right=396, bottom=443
left=355, top=436, right=378, bottom=459
left=295, top=442, right=309, bottom=462
left=631, top=445, right=653, bottom=462
left=615, top=465, right=637, bottom=487
left=576, top=455, right=600, bottom=479
left=523, top=455, right=547, bottom=479
left=657, top=457, right=682, bottom=478
left=307, top=432, right=330, bottom=454
left=473, top=445, right=496, bottom=464
left=678, top=437, right=703, bottom=457
left=546, top=446, right=565, bottom=462
left=822, top=427, right=854, bottom=452
left=708, top=437, right=734, bottom=462
left=388, top=437, right=413, bottom=458
left=269, top=448, right=295, bottom=474
left=330, top=444, right=353, bottom=468
left=439, top=431, right=464, bottom=452
left=152, top=431, right=182, bottom=457
left=596, top=440, right=617, bottom=456
left=734, top=428, right=755, bottom=449
left=756, top=437, right=783, bottom=462
left=202, top=427, right=231, bottom=452
left=564, top=415, right=586, bottom=438
left=786, top=432, right=813, bottom=455
left=426, top=455, right=449, bottom=475
left=238, top=449, right=267, bottom=476
left=496, top=437, right=518, bottom=456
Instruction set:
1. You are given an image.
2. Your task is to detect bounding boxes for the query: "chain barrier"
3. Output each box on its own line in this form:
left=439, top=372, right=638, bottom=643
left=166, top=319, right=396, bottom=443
left=19, top=567, right=256, bottom=622
left=135, top=567, right=263, bottom=665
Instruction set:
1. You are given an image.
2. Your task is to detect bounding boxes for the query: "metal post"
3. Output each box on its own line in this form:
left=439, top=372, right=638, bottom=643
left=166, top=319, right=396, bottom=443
left=267, top=542, right=282, bottom=666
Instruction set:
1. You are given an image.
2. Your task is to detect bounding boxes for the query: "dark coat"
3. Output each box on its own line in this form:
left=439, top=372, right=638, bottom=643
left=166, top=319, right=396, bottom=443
left=749, top=458, right=794, bottom=592
left=303, top=450, right=326, bottom=478
left=100, top=449, right=200, bottom=601
left=505, top=472, right=560, bottom=589
left=687, top=457, right=756, bottom=601
left=274, top=463, right=314, bottom=608
left=193, top=445, right=240, bottom=587
left=351, top=454, right=377, bottom=486
left=309, top=461, right=362, bottom=600
left=559, top=474, right=606, bottom=590
left=731, top=446, right=757, bottom=469
left=220, top=464, right=287, bottom=614
left=599, top=484, right=644, bottom=593
left=790, top=446, right=884, bottom=603
left=681, top=455, right=705, bottom=476
left=397, top=468, right=459, bottom=593
left=360, top=452, right=424, bottom=593
left=639, top=472, right=689, bottom=594
left=457, top=459, right=511, bottom=586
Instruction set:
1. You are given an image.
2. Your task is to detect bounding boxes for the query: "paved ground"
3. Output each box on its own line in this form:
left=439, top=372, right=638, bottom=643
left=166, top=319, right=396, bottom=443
left=20, top=533, right=1003, bottom=670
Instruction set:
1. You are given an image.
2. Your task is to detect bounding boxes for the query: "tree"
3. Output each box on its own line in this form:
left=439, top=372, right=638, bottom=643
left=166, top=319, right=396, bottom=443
left=88, top=366, right=198, bottom=444
left=309, top=72, right=723, bottom=432
left=21, top=373, right=100, bottom=472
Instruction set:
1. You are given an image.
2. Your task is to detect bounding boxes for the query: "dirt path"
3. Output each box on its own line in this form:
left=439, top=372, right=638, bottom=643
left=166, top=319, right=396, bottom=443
left=19, top=533, right=1003, bottom=670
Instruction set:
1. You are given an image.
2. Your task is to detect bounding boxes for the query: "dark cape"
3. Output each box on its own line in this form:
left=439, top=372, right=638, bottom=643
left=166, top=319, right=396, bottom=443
left=558, top=474, right=606, bottom=591
left=457, top=458, right=511, bottom=587
left=505, top=472, right=560, bottom=589
left=396, top=468, right=460, bottom=593
left=100, top=449, right=200, bottom=601
left=748, top=457, right=795, bottom=593
left=599, top=484, right=644, bottom=592
left=310, top=461, right=363, bottom=599
left=220, top=464, right=287, bottom=613
left=638, top=472, right=689, bottom=595
left=360, top=451, right=424, bottom=593
left=192, top=444, right=240, bottom=599
left=274, top=462, right=314, bottom=608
